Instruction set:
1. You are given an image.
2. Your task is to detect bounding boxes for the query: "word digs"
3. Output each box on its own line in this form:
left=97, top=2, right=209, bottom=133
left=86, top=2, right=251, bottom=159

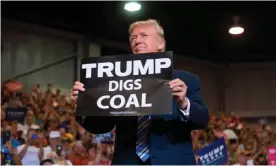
left=109, top=79, right=141, bottom=91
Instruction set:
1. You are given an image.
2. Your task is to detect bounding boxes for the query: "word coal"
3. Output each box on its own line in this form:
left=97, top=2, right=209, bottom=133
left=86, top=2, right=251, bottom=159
left=82, top=58, right=171, bottom=78
left=97, top=93, right=151, bottom=109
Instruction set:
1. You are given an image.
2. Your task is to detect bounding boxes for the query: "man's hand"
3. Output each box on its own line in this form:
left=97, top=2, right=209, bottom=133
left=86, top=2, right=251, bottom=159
left=70, top=81, right=85, bottom=102
left=168, top=78, right=188, bottom=109
left=7, top=141, right=14, bottom=154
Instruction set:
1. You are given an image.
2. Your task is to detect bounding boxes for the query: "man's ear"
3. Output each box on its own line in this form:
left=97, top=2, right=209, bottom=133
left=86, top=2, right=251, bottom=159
left=157, top=39, right=165, bottom=51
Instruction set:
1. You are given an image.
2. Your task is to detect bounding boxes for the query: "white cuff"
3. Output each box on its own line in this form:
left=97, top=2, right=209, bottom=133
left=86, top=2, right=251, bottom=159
left=179, top=97, right=191, bottom=120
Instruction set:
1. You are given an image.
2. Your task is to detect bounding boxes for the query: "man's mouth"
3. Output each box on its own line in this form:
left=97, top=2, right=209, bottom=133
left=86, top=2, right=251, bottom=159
left=135, top=47, right=146, bottom=52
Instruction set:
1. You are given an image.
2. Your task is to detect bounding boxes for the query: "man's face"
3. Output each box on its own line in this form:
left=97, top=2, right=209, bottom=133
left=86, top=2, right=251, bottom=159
left=130, top=24, right=164, bottom=54
left=1, top=111, right=5, bottom=120
left=49, top=137, right=61, bottom=149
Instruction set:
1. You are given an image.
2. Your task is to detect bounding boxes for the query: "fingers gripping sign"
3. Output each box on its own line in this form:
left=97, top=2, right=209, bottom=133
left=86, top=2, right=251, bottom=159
left=71, top=81, right=85, bottom=102
left=168, top=78, right=188, bottom=109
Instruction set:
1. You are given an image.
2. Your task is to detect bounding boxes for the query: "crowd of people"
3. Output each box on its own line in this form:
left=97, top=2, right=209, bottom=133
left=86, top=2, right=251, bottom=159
left=1, top=80, right=275, bottom=165
left=1, top=81, right=114, bottom=165
left=192, top=113, right=275, bottom=165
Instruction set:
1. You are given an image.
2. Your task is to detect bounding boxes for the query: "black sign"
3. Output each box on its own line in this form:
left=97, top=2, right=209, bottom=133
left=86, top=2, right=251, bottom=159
left=76, top=52, right=173, bottom=116
left=6, top=107, right=27, bottom=123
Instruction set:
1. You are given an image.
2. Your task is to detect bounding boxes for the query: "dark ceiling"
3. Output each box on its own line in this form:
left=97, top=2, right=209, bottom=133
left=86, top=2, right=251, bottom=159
left=2, top=1, right=276, bottom=64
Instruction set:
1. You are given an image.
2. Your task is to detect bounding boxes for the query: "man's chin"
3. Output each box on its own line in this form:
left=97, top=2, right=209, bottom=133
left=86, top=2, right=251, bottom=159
left=134, top=50, right=150, bottom=54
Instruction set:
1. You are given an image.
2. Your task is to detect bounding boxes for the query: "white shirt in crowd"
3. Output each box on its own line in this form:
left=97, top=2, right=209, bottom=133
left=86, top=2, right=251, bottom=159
left=17, top=144, right=40, bottom=165
left=43, top=146, right=52, bottom=159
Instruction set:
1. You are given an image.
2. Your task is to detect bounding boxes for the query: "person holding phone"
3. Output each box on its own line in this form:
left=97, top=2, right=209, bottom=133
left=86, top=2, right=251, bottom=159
left=17, top=130, right=43, bottom=165
left=43, top=131, right=61, bottom=160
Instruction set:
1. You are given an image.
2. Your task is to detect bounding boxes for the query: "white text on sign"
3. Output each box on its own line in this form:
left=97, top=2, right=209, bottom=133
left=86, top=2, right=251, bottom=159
left=82, top=58, right=171, bottom=78
left=82, top=57, right=171, bottom=111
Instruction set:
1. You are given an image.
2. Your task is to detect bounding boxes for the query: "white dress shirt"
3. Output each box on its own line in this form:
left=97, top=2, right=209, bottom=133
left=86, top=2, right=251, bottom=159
left=178, top=97, right=191, bottom=121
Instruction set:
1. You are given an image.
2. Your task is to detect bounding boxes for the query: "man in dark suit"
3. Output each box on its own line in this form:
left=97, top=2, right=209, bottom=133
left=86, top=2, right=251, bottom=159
left=71, top=19, right=209, bottom=165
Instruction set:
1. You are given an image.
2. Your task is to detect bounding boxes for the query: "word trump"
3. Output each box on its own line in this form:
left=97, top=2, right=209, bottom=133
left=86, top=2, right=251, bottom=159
left=82, top=58, right=171, bottom=78
left=199, top=145, right=225, bottom=164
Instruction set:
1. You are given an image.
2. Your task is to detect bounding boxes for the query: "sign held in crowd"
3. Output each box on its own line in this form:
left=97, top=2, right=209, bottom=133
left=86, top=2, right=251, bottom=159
left=268, top=146, right=276, bottom=165
left=94, top=132, right=114, bottom=144
left=76, top=52, right=173, bottom=116
left=195, top=138, right=228, bottom=165
left=5, top=107, right=27, bottom=123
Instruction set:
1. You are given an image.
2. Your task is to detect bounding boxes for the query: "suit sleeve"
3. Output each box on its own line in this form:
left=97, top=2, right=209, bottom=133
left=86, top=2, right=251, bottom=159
left=76, top=116, right=116, bottom=134
left=181, top=75, right=209, bottom=130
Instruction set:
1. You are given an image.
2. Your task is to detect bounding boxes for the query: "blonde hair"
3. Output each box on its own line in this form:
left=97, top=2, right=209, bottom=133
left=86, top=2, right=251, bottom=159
left=128, top=19, right=166, bottom=51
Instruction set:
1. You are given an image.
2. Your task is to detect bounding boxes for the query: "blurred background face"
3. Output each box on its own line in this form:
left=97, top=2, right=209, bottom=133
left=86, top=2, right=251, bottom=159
left=82, top=132, right=91, bottom=144
left=210, top=115, right=216, bottom=124
left=27, top=130, right=37, bottom=145
left=49, top=137, right=61, bottom=149
left=48, top=118, right=59, bottom=130
left=88, top=147, right=97, bottom=158
left=60, top=128, right=66, bottom=136
left=61, top=139, right=70, bottom=150
left=245, top=141, right=253, bottom=150
left=130, top=24, right=162, bottom=54
left=61, top=133, right=74, bottom=150
left=60, top=112, right=70, bottom=121
left=1, top=111, right=6, bottom=121
left=26, top=115, right=34, bottom=125
left=38, top=112, right=44, bottom=120
left=26, top=110, right=34, bottom=121
left=74, top=142, right=86, bottom=155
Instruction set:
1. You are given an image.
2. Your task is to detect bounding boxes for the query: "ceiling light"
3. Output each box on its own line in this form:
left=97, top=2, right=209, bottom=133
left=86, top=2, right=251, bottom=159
left=229, top=26, right=244, bottom=35
left=124, top=2, right=141, bottom=12
left=229, top=16, right=244, bottom=35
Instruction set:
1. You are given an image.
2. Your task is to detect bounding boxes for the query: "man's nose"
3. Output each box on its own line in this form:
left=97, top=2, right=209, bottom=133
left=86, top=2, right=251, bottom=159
left=135, top=35, right=143, bottom=45
left=135, top=41, right=142, bottom=46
